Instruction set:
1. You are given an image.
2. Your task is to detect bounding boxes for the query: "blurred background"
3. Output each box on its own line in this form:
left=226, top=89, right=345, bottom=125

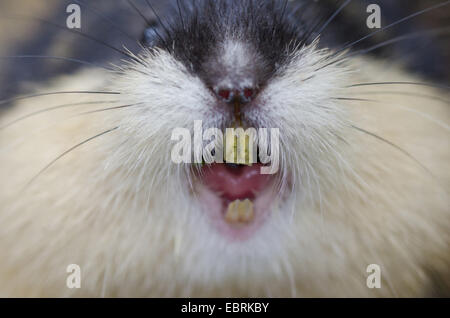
left=0, top=0, right=448, bottom=102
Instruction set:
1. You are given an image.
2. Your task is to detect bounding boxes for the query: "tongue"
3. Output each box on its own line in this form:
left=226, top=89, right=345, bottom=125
left=201, top=164, right=272, bottom=201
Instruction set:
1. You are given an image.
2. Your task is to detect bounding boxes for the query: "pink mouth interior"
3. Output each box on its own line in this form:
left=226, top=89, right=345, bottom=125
left=197, top=163, right=278, bottom=240
left=201, top=164, right=272, bottom=202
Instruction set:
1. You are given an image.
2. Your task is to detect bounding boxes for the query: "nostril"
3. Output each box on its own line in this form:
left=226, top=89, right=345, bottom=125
left=243, top=88, right=254, bottom=100
left=215, top=86, right=257, bottom=104
left=218, top=89, right=232, bottom=101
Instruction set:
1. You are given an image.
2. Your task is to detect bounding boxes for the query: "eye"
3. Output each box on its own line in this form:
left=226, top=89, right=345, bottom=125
left=143, top=26, right=161, bottom=47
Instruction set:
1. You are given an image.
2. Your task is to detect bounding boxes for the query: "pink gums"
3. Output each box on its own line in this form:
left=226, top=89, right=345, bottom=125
left=201, top=164, right=272, bottom=201
left=197, top=164, right=277, bottom=241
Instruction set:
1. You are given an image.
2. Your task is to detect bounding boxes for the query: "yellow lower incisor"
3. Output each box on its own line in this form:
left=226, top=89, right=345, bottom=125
left=225, top=199, right=254, bottom=224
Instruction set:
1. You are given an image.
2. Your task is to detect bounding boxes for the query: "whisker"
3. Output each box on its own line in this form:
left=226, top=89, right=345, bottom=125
left=315, top=0, right=352, bottom=37
left=144, top=0, right=174, bottom=50
left=292, top=0, right=314, bottom=24
left=336, top=27, right=450, bottom=65
left=291, top=0, right=307, bottom=16
left=387, top=104, right=449, bottom=131
left=338, top=98, right=449, bottom=130
left=338, top=1, right=450, bottom=54
left=145, top=0, right=171, bottom=36
left=352, top=28, right=449, bottom=57
left=25, top=127, right=120, bottom=189
left=77, top=103, right=144, bottom=115
left=280, top=0, right=289, bottom=21
left=301, top=1, right=336, bottom=45
left=348, top=91, right=450, bottom=104
left=0, top=55, right=114, bottom=71
left=126, top=0, right=152, bottom=25
left=348, top=82, right=450, bottom=90
left=0, top=91, right=120, bottom=107
left=73, top=0, right=138, bottom=43
left=126, top=0, right=170, bottom=51
left=350, top=125, right=434, bottom=177
left=318, top=27, right=450, bottom=71
left=273, top=0, right=289, bottom=37
left=333, top=97, right=376, bottom=102
left=176, top=0, right=186, bottom=32
left=0, top=15, right=143, bottom=65
left=0, top=100, right=118, bottom=130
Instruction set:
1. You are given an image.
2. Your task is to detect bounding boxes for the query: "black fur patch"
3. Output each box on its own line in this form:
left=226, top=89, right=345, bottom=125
left=146, top=0, right=317, bottom=87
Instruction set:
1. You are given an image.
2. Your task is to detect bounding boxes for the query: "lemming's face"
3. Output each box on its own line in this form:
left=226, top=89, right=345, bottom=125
left=116, top=1, right=348, bottom=243
left=0, top=0, right=449, bottom=297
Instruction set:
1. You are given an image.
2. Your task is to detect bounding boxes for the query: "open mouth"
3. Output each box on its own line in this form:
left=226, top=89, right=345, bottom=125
left=195, top=162, right=280, bottom=240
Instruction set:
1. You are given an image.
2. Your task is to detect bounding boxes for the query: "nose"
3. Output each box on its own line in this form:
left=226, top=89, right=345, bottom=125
left=214, top=86, right=257, bottom=105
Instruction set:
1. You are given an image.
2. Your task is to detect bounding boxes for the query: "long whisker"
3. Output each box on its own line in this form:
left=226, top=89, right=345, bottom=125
left=348, top=82, right=450, bottom=90
left=348, top=91, right=450, bottom=104
left=145, top=0, right=172, bottom=36
left=176, top=0, right=186, bottom=32
left=144, top=0, right=174, bottom=51
left=77, top=103, right=144, bottom=115
left=318, top=27, right=450, bottom=71
left=274, top=0, right=289, bottom=37
left=338, top=1, right=450, bottom=54
left=25, top=127, right=120, bottom=189
left=0, top=100, right=118, bottom=130
left=0, top=15, right=143, bottom=65
left=315, top=0, right=352, bottom=37
left=350, top=28, right=450, bottom=57
left=301, top=1, right=336, bottom=45
left=350, top=125, right=433, bottom=176
left=126, top=0, right=152, bottom=25
left=382, top=103, right=449, bottom=131
left=292, top=0, right=314, bottom=23
left=327, top=27, right=450, bottom=68
left=338, top=98, right=449, bottom=130
left=0, top=91, right=120, bottom=107
left=126, top=0, right=170, bottom=51
left=73, top=0, right=138, bottom=43
left=333, top=97, right=376, bottom=102
left=0, top=55, right=113, bottom=71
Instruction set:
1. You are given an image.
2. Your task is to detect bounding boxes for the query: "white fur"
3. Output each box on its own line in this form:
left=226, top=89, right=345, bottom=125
left=211, top=40, right=262, bottom=89
left=0, top=40, right=448, bottom=297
